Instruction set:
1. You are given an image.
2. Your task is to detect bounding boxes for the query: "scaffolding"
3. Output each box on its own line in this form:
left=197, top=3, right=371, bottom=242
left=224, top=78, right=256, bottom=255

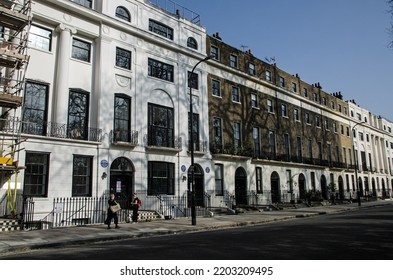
left=0, top=0, right=31, bottom=217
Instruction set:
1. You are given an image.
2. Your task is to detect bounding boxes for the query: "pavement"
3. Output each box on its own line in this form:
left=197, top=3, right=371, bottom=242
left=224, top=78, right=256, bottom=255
left=0, top=199, right=392, bottom=257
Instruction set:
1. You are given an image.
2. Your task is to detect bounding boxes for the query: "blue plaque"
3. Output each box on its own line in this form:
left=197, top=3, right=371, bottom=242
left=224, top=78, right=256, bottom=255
left=101, top=159, right=109, bottom=168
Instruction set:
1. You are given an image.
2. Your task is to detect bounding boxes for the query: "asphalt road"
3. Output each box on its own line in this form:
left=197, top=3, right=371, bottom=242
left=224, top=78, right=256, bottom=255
left=2, top=204, right=393, bottom=260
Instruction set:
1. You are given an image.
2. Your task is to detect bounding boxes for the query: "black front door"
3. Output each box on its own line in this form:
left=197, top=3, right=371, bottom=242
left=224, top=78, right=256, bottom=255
left=235, top=167, right=247, bottom=205
left=271, top=172, right=280, bottom=203
left=110, top=157, right=134, bottom=209
left=188, top=164, right=205, bottom=207
left=110, top=172, right=133, bottom=209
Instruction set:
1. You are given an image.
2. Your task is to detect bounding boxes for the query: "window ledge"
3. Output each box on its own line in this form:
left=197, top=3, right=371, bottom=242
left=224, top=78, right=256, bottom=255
left=145, top=145, right=182, bottom=153
left=112, top=141, right=138, bottom=148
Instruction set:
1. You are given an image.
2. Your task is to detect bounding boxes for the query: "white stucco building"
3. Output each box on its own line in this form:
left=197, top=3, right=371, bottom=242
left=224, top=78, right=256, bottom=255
left=1, top=1, right=392, bottom=228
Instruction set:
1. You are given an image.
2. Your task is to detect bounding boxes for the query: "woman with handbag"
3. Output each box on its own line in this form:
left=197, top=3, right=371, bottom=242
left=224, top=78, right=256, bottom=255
left=105, top=193, right=120, bottom=229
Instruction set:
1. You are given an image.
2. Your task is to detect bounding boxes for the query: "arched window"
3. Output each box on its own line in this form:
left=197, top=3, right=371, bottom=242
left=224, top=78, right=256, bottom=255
left=115, top=6, right=130, bottom=22
left=187, top=37, right=197, bottom=50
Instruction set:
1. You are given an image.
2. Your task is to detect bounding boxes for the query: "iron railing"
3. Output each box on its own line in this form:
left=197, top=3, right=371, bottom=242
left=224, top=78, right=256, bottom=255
left=187, top=140, right=208, bottom=153
left=210, top=143, right=253, bottom=157
left=21, top=196, right=34, bottom=229
left=0, top=117, right=102, bottom=142
left=0, top=192, right=24, bottom=218
left=144, top=133, right=182, bottom=150
left=110, top=129, right=138, bottom=145
left=148, top=0, right=201, bottom=25
left=22, top=193, right=211, bottom=229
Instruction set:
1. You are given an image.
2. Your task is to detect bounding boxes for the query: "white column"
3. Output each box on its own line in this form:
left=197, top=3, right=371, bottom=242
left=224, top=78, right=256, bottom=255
left=377, top=137, right=384, bottom=173
left=381, top=137, right=388, bottom=174
left=53, top=23, right=76, bottom=125
left=371, top=135, right=378, bottom=172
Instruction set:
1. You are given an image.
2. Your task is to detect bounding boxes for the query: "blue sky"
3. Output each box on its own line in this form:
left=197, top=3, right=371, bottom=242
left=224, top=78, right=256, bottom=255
left=172, top=0, right=393, bottom=121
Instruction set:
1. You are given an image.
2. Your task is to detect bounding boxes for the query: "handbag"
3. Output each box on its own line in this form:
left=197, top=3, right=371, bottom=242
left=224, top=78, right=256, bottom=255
left=110, top=203, right=121, bottom=213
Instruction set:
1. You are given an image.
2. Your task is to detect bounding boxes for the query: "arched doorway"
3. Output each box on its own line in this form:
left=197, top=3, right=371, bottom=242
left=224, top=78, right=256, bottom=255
left=372, top=178, right=377, bottom=197
left=235, top=167, right=247, bottom=205
left=110, top=157, right=134, bottom=207
left=298, top=173, right=306, bottom=200
left=364, top=177, right=369, bottom=196
left=187, top=164, right=205, bottom=207
left=381, top=179, right=386, bottom=198
left=338, top=176, right=344, bottom=200
left=391, top=179, right=393, bottom=195
left=321, top=175, right=328, bottom=200
left=358, top=177, right=363, bottom=197
left=271, top=172, right=281, bottom=203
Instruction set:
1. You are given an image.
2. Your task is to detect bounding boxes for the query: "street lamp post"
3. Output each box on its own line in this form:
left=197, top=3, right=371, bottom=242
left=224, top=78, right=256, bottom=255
left=188, top=56, right=212, bottom=226
left=351, top=121, right=366, bottom=206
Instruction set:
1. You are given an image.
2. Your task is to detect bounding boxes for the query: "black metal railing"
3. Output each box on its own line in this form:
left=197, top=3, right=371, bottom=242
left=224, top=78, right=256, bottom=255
left=110, top=129, right=138, bottom=145
left=187, top=140, right=208, bottom=153
left=51, top=196, right=108, bottom=227
left=22, top=192, right=211, bottom=229
left=148, top=0, right=201, bottom=25
left=0, top=117, right=102, bottom=142
left=210, top=143, right=253, bottom=157
left=21, top=196, right=35, bottom=229
left=144, top=133, right=182, bottom=149
left=0, top=192, right=24, bottom=218
left=223, top=191, right=236, bottom=209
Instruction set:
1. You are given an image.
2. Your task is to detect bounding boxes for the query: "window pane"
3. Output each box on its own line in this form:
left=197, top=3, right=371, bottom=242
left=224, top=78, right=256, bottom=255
left=28, top=25, right=52, bottom=51
left=115, top=6, right=130, bottom=22
left=148, top=58, right=174, bottom=82
left=68, top=91, right=89, bottom=140
left=148, top=104, right=174, bottom=147
left=187, top=37, right=197, bottom=49
left=148, top=162, right=175, bottom=195
left=116, top=47, right=131, bottom=69
left=215, top=164, right=223, bottom=195
left=114, top=95, right=131, bottom=141
left=149, top=19, right=173, bottom=40
left=188, top=71, right=198, bottom=89
left=212, top=80, right=220, bottom=96
left=22, top=82, right=48, bottom=135
left=72, top=156, right=92, bottom=196
left=73, top=0, right=92, bottom=8
left=24, top=152, right=49, bottom=197
left=72, top=38, right=91, bottom=62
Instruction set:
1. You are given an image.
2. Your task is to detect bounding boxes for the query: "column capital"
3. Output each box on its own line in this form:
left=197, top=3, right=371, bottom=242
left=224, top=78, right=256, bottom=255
left=56, top=23, right=77, bottom=35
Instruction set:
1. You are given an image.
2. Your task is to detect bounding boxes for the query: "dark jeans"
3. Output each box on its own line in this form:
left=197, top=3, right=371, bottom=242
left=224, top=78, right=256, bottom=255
left=105, top=211, right=118, bottom=226
left=132, top=206, right=139, bottom=222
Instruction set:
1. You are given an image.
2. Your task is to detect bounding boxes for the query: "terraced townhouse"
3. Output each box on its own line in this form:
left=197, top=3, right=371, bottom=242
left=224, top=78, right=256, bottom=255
left=0, top=0, right=392, bottom=230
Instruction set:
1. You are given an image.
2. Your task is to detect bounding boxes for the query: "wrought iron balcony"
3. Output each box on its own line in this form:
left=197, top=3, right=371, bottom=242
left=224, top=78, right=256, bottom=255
left=0, top=117, right=102, bottom=142
left=187, top=140, right=208, bottom=153
left=144, top=134, right=182, bottom=150
left=210, top=143, right=253, bottom=157
left=110, top=129, right=138, bottom=146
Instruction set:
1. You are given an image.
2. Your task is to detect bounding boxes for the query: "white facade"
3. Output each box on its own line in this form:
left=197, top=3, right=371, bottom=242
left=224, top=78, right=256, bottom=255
left=348, top=101, right=393, bottom=197
left=1, top=1, right=392, bottom=222
left=1, top=0, right=213, bottom=218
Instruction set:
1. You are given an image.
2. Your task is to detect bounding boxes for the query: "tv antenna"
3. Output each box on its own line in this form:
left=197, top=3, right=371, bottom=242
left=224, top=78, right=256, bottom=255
left=240, top=44, right=248, bottom=51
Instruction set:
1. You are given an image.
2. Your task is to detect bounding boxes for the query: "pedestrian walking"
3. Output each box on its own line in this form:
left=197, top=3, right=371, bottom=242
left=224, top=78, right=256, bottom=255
left=130, top=193, right=141, bottom=223
left=105, top=193, right=120, bottom=229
